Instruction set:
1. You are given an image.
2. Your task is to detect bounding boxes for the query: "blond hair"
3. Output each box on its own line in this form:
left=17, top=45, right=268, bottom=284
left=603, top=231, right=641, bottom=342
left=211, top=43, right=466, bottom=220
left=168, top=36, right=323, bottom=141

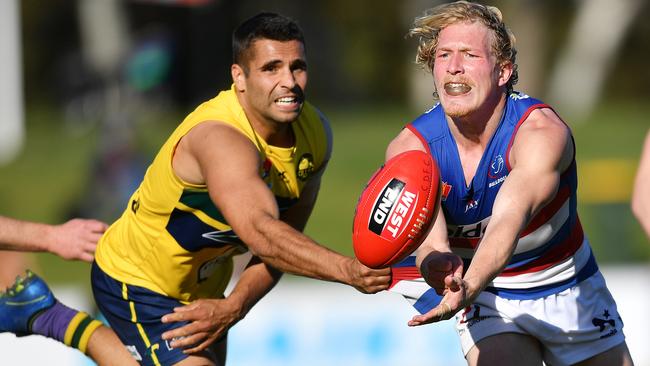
left=409, top=1, right=518, bottom=94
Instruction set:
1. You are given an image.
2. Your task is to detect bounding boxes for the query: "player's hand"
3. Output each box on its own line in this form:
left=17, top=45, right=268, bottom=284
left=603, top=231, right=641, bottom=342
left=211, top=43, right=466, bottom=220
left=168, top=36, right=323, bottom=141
left=408, top=276, right=468, bottom=326
left=161, top=298, right=243, bottom=354
left=419, top=251, right=463, bottom=295
left=348, top=257, right=392, bottom=294
left=48, top=218, right=108, bottom=262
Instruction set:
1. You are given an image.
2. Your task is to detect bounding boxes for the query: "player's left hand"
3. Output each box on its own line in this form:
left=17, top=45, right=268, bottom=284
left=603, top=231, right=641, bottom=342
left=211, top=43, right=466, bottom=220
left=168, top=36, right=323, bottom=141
left=160, top=298, right=243, bottom=354
left=407, top=276, right=468, bottom=326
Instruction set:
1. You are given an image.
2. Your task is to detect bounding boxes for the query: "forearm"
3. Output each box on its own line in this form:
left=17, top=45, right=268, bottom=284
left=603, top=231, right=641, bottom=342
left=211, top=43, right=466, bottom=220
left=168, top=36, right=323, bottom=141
left=0, top=216, right=51, bottom=252
left=247, top=214, right=353, bottom=284
left=228, top=258, right=282, bottom=317
left=462, top=212, right=524, bottom=300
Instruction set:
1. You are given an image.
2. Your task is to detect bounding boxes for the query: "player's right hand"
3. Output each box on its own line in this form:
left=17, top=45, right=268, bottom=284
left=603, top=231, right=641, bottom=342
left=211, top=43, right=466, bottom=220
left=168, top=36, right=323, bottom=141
left=419, top=251, right=463, bottom=295
left=348, top=257, right=391, bottom=294
left=161, top=297, right=243, bottom=354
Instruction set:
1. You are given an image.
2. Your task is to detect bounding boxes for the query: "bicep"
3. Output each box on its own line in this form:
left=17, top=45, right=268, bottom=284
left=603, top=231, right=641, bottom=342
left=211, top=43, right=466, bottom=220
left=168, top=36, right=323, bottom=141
left=494, top=110, right=569, bottom=223
left=385, top=128, right=427, bottom=160
left=188, top=124, right=280, bottom=241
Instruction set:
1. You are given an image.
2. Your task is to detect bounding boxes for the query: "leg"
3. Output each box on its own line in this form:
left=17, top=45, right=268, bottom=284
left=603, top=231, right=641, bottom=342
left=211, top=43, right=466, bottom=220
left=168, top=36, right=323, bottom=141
left=466, top=332, right=543, bottom=366
left=92, top=261, right=219, bottom=365
left=574, top=342, right=634, bottom=366
left=0, top=251, right=34, bottom=288
left=0, top=270, right=137, bottom=365
left=86, top=325, right=139, bottom=366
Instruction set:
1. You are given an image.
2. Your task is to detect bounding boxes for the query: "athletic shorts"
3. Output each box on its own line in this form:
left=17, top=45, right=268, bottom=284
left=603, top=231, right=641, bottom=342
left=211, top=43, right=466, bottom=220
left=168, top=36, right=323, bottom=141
left=91, top=261, right=218, bottom=366
left=456, top=271, right=626, bottom=365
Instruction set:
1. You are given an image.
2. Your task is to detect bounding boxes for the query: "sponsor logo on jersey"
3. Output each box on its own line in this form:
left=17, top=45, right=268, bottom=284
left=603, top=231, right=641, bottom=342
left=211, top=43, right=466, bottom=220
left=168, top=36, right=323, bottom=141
left=297, top=153, right=314, bottom=181
left=441, top=181, right=452, bottom=201
left=465, top=199, right=479, bottom=213
left=369, top=178, right=417, bottom=239
left=448, top=216, right=490, bottom=238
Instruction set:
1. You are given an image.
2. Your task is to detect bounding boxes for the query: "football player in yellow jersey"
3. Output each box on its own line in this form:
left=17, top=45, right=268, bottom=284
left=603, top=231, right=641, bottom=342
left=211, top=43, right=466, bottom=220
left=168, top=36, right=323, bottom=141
left=2, top=12, right=390, bottom=366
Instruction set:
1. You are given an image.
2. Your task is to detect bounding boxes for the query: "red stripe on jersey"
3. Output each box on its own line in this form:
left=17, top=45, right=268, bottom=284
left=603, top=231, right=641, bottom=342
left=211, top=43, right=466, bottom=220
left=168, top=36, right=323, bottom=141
left=501, top=218, right=584, bottom=276
left=505, top=103, right=549, bottom=171
left=389, top=265, right=421, bottom=289
left=520, top=185, right=570, bottom=237
left=406, top=124, right=433, bottom=155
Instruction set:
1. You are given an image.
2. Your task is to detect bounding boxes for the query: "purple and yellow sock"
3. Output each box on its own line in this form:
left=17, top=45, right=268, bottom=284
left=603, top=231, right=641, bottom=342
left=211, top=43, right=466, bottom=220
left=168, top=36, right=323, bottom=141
left=31, top=301, right=103, bottom=354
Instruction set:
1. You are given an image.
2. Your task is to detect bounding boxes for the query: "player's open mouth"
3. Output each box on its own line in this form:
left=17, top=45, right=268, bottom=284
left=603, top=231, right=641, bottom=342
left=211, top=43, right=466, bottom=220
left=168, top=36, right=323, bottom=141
left=275, top=96, right=302, bottom=107
left=444, top=82, right=471, bottom=96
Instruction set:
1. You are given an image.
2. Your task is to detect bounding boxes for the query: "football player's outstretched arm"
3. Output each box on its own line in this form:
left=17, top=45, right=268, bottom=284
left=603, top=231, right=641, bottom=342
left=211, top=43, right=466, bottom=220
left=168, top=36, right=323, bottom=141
left=409, top=108, right=573, bottom=326
left=0, top=216, right=107, bottom=262
left=180, top=121, right=390, bottom=293
left=385, top=128, right=464, bottom=324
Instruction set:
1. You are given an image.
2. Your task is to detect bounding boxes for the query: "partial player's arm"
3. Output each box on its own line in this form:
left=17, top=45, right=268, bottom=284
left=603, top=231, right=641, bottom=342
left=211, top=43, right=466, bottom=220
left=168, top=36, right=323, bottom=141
left=386, top=128, right=464, bottom=295
left=0, top=216, right=107, bottom=262
left=632, top=130, right=650, bottom=239
left=178, top=121, right=390, bottom=293
left=161, top=129, right=332, bottom=353
left=410, top=108, right=573, bottom=326
left=162, top=255, right=281, bottom=353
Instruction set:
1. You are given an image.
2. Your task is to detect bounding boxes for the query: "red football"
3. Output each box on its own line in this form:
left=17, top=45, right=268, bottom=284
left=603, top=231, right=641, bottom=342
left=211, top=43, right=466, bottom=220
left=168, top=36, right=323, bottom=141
left=353, top=150, right=441, bottom=269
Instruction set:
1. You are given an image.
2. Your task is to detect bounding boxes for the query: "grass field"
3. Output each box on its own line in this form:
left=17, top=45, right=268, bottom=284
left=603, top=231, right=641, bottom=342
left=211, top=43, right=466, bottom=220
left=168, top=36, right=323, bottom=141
left=0, top=102, right=648, bottom=288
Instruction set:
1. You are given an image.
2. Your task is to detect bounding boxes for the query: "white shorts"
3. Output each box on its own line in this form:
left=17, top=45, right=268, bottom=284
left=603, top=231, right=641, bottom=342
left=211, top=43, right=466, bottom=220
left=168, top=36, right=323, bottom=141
left=456, top=271, right=626, bottom=365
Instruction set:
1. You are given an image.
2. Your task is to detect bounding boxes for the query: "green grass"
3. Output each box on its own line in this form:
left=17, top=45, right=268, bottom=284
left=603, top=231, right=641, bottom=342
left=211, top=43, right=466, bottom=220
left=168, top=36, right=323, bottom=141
left=1, top=102, right=648, bottom=287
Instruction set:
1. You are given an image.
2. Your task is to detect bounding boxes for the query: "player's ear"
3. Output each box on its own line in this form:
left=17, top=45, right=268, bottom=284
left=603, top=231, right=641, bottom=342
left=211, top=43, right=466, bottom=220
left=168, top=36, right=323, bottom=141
left=231, top=64, right=246, bottom=92
left=497, top=61, right=513, bottom=87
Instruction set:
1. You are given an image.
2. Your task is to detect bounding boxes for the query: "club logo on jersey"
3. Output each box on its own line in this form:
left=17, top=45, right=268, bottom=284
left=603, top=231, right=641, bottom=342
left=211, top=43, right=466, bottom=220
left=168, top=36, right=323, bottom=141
left=488, top=155, right=504, bottom=178
left=488, top=154, right=508, bottom=188
left=369, top=178, right=417, bottom=239
left=297, top=153, right=314, bottom=181
left=441, top=181, right=452, bottom=201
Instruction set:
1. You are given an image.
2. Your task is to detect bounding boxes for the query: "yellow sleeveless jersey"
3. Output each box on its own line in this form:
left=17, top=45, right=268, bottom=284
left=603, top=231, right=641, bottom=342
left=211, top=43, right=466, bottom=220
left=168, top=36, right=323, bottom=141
left=95, top=85, right=329, bottom=302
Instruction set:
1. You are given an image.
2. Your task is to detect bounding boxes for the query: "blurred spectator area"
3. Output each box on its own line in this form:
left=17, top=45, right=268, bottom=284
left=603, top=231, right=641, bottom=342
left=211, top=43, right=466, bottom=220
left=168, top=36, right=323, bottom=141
left=7, top=0, right=650, bottom=272
left=19, top=0, right=650, bottom=112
